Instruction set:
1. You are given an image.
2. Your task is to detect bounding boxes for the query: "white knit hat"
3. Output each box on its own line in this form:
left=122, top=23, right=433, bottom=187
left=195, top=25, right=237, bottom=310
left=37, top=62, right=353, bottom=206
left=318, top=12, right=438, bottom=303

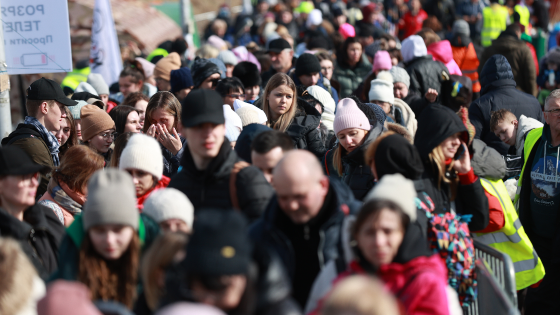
left=74, top=82, right=98, bottom=95
left=364, top=173, right=417, bottom=221
left=224, top=105, right=243, bottom=142
left=306, top=85, right=335, bottom=131
left=233, top=99, right=267, bottom=124
left=235, top=106, right=261, bottom=126
left=119, top=134, right=163, bottom=180
left=369, top=78, right=394, bottom=105
left=143, top=188, right=194, bottom=230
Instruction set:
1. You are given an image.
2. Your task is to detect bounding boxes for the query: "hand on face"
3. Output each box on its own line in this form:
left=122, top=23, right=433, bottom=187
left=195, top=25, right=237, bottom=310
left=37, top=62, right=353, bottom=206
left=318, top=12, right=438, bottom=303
left=156, top=124, right=182, bottom=155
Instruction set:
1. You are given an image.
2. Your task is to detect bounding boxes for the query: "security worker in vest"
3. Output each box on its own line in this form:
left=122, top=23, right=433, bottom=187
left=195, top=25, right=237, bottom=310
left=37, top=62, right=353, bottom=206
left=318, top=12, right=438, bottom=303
left=515, top=89, right=560, bottom=314
left=471, top=139, right=545, bottom=294
left=513, top=1, right=531, bottom=35
left=481, top=0, right=510, bottom=47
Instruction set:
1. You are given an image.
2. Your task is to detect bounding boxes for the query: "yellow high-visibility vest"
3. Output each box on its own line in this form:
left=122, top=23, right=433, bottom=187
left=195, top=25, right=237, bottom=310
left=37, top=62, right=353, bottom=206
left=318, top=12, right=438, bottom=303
left=514, top=127, right=543, bottom=207
left=476, top=178, right=545, bottom=290
left=61, top=66, right=91, bottom=91
left=481, top=4, right=509, bottom=47
left=514, top=4, right=531, bottom=35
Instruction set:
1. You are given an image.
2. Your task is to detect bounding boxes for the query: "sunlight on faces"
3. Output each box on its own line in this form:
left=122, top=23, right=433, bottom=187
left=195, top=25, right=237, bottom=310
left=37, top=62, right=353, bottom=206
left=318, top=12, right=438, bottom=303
left=269, top=49, right=293, bottom=72
left=100, top=94, right=109, bottom=105
left=156, top=78, right=171, bottom=92
left=493, top=120, right=517, bottom=146
left=545, top=98, right=560, bottom=133
left=89, top=225, right=135, bottom=260
left=356, top=209, right=404, bottom=267
left=44, top=101, right=66, bottom=132
left=347, top=43, right=362, bottom=66
left=245, top=85, right=260, bottom=101
left=338, top=128, right=367, bottom=153
left=75, top=119, right=82, bottom=141
left=88, top=129, right=115, bottom=153
left=125, top=168, right=155, bottom=197
left=298, top=72, right=320, bottom=87
left=184, top=123, right=225, bottom=162
left=252, top=147, right=285, bottom=183
left=200, top=73, right=221, bottom=90
left=119, top=76, right=142, bottom=98
left=0, top=173, right=39, bottom=211
left=440, top=132, right=462, bottom=160
left=371, top=100, right=392, bottom=114
left=134, top=100, right=148, bottom=128
left=124, top=111, right=142, bottom=133
left=159, top=218, right=190, bottom=234
left=393, top=82, right=408, bottom=99
left=320, top=59, right=334, bottom=81
left=267, top=84, right=294, bottom=120
left=150, top=108, right=176, bottom=134
left=52, top=118, right=69, bottom=145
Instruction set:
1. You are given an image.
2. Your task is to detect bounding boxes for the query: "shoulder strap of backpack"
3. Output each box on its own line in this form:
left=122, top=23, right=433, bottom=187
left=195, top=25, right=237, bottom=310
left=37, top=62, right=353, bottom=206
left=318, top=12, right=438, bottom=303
left=230, top=161, right=251, bottom=211
left=2, top=127, right=42, bottom=146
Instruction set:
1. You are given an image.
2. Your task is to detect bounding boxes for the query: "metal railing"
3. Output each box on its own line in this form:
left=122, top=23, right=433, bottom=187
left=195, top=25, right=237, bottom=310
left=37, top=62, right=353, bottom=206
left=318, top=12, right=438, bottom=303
left=463, top=240, right=519, bottom=315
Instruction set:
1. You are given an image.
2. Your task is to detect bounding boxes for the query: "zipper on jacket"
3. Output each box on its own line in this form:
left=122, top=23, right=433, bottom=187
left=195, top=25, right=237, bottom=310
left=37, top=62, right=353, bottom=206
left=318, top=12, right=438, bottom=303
left=359, top=165, right=363, bottom=175
left=28, top=228, right=44, bottom=265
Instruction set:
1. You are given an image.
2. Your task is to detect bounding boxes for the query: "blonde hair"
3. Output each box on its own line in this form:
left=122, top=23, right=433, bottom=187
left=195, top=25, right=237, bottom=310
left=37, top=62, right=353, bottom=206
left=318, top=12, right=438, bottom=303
left=429, top=145, right=459, bottom=199
left=196, top=44, right=219, bottom=59
left=332, top=129, right=370, bottom=176
left=321, top=275, right=400, bottom=315
left=262, top=73, right=298, bottom=132
left=141, top=233, right=188, bottom=311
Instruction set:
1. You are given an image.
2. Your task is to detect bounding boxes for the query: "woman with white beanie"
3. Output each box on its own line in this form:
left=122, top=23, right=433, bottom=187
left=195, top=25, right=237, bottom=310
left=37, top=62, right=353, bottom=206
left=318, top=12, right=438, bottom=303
left=306, top=85, right=336, bottom=132
left=143, top=188, right=194, bottom=233
left=119, top=133, right=170, bottom=210
left=223, top=105, right=243, bottom=149
left=328, top=98, right=384, bottom=200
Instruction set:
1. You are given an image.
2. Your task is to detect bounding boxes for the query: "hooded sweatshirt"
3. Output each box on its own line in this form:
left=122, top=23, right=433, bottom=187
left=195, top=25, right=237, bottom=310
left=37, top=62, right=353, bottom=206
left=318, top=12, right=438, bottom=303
left=515, top=115, right=544, bottom=156
left=427, top=40, right=462, bottom=76
left=528, top=124, right=560, bottom=239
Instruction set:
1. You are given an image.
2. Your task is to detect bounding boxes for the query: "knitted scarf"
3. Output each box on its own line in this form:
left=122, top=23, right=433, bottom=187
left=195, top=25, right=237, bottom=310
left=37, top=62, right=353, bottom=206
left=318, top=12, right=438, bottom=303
left=46, top=177, right=83, bottom=215
left=24, top=116, right=60, bottom=166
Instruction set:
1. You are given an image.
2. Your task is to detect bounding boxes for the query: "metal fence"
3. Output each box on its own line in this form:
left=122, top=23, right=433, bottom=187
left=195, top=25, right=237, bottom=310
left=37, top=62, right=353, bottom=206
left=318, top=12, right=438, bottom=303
left=463, top=240, right=519, bottom=315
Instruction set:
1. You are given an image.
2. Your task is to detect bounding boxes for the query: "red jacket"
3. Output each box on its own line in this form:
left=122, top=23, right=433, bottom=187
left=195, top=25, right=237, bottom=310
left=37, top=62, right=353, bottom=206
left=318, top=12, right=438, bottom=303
left=399, top=10, right=428, bottom=40
left=136, top=175, right=170, bottom=211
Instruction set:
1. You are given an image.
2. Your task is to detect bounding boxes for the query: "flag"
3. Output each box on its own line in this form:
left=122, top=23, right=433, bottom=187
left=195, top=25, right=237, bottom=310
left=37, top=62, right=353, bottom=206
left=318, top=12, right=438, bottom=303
left=90, top=0, right=122, bottom=86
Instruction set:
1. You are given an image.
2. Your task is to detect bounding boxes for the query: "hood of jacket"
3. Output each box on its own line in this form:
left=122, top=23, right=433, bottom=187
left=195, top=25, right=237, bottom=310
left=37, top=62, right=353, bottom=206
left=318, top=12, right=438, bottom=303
left=401, top=35, right=427, bottom=63
left=471, top=139, right=506, bottom=180
left=479, top=54, right=516, bottom=95
left=427, top=40, right=454, bottom=63
left=515, top=115, right=544, bottom=155
left=450, top=33, right=472, bottom=48
left=285, top=97, right=322, bottom=141
left=414, top=104, right=468, bottom=162
left=234, top=124, right=272, bottom=163
left=378, top=254, right=448, bottom=293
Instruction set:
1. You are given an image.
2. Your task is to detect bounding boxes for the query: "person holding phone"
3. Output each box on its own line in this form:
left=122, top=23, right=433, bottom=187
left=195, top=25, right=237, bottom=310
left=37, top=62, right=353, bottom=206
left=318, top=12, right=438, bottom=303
left=414, top=104, right=489, bottom=231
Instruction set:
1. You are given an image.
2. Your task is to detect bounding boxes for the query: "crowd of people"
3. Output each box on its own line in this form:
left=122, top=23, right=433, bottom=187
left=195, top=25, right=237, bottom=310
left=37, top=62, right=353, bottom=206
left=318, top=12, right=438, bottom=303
left=0, top=0, right=558, bottom=314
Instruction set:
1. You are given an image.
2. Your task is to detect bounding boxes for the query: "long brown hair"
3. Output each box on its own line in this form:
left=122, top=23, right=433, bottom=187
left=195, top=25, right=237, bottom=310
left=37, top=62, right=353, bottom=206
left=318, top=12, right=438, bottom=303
left=78, top=232, right=140, bottom=309
left=262, top=73, right=297, bottom=132
left=53, top=145, right=105, bottom=195
left=142, top=92, right=181, bottom=133
left=59, top=106, right=78, bottom=157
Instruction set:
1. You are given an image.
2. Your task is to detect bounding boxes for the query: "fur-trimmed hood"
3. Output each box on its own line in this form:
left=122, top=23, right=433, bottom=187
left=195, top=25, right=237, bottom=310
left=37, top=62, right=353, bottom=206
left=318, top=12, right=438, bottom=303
left=385, top=121, right=414, bottom=144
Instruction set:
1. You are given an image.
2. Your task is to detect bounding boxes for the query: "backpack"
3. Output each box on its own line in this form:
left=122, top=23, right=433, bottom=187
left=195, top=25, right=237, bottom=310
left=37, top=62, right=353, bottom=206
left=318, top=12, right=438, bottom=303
left=416, top=191, right=477, bottom=307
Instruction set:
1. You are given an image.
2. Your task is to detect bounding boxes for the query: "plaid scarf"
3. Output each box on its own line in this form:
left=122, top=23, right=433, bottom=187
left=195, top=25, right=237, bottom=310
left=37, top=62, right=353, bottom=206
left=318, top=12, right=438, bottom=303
left=24, top=116, right=60, bottom=166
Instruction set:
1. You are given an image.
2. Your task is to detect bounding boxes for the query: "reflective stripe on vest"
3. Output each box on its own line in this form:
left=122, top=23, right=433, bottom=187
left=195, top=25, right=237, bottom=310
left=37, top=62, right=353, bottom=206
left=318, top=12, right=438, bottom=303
left=514, top=127, right=544, bottom=207
left=481, top=5, right=508, bottom=47
left=476, top=178, right=545, bottom=290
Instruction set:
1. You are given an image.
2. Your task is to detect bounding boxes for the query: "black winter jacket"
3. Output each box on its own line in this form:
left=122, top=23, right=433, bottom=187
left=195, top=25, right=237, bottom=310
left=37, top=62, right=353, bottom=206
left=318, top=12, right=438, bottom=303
left=0, top=204, right=65, bottom=280
left=285, top=99, right=326, bottom=158
left=162, top=136, right=187, bottom=177
left=168, top=138, right=274, bottom=221
left=414, top=104, right=489, bottom=231
left=339, top=121, right=384, bottom=200
left=405, top=55, right=449, bottom=96
left=469, top=55, right=544, bottom=156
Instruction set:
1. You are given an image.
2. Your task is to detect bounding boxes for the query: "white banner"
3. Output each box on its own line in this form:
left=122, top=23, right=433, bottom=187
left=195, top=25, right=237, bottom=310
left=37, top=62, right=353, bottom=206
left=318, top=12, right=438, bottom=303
left=90, top=0, right=122, bottom=86
left=1, top=0, right=73, bottom=74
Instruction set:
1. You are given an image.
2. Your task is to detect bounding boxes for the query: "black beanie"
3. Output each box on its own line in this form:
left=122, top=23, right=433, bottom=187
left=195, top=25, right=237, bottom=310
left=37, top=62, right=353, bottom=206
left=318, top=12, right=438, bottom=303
left=375, top=134, right=424, bottom=180
left=191, top=57, right=221, bottom=88
left=233, top=61, right=262, bottom=88
left=184, top=209, right=252, bottom=276
left=295, top=53, right=322, bottom=77
left=181, top=89, right=225, bottom=127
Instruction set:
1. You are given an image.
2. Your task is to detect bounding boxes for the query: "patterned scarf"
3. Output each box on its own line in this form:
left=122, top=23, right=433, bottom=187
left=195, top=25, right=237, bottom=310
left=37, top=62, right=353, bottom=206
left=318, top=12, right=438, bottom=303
left=24, top=116, right=60, bottom=166
left=46, top=177, right=83, bottom=215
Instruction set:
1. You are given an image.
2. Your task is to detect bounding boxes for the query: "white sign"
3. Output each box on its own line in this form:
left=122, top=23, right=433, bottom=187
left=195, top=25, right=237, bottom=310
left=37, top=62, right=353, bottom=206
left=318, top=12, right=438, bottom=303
left=1, top=0, right=72, bottom=74
left=90, top=0, right=122, bottom=87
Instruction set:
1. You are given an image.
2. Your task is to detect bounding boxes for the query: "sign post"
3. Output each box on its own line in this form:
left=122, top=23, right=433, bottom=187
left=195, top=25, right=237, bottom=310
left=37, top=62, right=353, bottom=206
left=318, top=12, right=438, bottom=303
left=0, top=0, right=10, bottom=138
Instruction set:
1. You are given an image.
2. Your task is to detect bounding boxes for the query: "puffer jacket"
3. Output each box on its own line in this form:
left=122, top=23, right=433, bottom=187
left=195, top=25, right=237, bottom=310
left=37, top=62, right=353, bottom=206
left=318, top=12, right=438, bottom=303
left=168, top=138, right=274, bottom=222
left=333, top=56, right=372, bottom=98
left=427, top=40, right=462, bottom=76
left=284, top=99, right=326, bottom=158
left=0, top=204, right=65, bottom=280
left=450, top=34, right=481, bottom=93
left=478, top=31, right=537, bottom=97
left=415, top=104, right=489, bottom=231
left=469, top=54, right=544, bottom=155
left=340, top=122, right=384, bottom=200
left=405, top=55, right=450, bottom=96
left=162, top=136, right=187, bottom=178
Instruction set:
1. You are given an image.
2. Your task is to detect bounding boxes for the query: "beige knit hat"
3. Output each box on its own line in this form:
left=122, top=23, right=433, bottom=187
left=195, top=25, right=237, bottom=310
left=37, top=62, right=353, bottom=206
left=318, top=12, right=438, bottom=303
left=119, top=134, right=163, bottom=180
left=80, top=105, right=115, bottom=141
left=154, top=52, right=181, bottom=81
left=235, top=106, right=261, bottom=127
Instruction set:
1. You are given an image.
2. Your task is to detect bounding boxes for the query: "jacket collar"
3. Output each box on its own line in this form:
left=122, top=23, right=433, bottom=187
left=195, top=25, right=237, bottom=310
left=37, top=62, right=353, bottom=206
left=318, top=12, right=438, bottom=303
left=182, top=137, right=238, bottom=181
left=0, top=204, right=48, bottom=239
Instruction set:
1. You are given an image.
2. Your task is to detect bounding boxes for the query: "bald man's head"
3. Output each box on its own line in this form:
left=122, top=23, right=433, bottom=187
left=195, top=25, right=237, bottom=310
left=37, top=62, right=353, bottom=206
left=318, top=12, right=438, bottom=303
left=272, top=150, right=329, bottom=224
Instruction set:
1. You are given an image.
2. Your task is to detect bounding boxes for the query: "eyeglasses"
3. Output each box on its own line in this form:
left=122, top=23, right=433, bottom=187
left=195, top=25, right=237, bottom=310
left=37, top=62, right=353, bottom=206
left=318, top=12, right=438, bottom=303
left=227, top=94, right=246, bottom=100
left=99, top=131, right=117, bottom=139
left=544, top=109, right=560, bottom=117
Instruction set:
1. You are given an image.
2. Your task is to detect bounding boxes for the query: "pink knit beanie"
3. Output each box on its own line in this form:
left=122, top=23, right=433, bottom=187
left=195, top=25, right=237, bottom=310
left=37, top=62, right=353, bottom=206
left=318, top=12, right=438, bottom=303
left=339, top=23, right=355, bottom=39
left=334, top=98, right=371, bottom=135
left=372, top=50, right=392, bottom=73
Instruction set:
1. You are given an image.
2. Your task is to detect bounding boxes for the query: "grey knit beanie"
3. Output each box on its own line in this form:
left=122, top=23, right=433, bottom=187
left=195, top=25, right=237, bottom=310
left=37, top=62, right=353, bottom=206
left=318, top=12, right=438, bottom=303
left=452, top=19, right=470, bottom=37
left=87, top=73, right=109, bottom=95
left=83, top=169, right=139, bottom=230
left=389, top=66, right=410, bottom=89
left=364, top=173, right=417, bottom=221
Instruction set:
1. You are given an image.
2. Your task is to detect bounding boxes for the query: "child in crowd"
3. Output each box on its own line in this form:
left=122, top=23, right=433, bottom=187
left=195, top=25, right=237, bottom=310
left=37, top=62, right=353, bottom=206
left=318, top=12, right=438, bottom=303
left=490, top=109, right=543, bottom=156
